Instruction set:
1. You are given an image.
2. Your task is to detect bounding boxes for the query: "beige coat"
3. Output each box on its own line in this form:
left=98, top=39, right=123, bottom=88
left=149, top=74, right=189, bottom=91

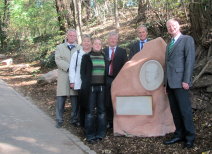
left=55, top=42, right=81, bottom=96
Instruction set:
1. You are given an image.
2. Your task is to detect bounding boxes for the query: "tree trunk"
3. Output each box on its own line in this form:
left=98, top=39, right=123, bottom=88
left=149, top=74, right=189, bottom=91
left=114, top=0, right=120, bottom=30
left=55, top=0, right=73, bottom=34
left=189, top=0, right=212, bottom=85
left=78, top=0, right=83, bottom=27
left=55, top=0, right=66, bottom=33
left=189, top=0, right=212, bottom=45
left=0, top=0, right=10, bottom=49
left=136, top=0, right=149, bottom=23
left=84, top=0, right=91, bottom=20
left=72, top=0, right=82, bottom=44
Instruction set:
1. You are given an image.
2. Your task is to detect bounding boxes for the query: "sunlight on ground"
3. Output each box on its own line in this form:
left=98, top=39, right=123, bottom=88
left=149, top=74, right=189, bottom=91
left=13, top=137, right=36, bottom=143
left=12, top=80, right=37, bottom=87
left=0, top=142, right=29, bottom=154
left=4, top=75, right=32, bottom=79
left=12, top=136, right=60, bottom=153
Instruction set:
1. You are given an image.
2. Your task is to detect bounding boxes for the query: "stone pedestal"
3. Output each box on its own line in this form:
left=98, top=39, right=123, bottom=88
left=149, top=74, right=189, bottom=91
left=111, top=37, right=175, bottom=137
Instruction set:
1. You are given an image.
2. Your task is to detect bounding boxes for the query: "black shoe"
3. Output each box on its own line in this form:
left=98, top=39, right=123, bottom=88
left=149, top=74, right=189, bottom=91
left=87, top=139, right=96, bottom=144
left=56, top=122, right=63, bottom=128
left=106, top=123, right=113, bottom=129
left=75, top=122, right=80, bottom=127
left=71, top=122, right=80, bottom=127
left=96, top=137, right=103, bottom=142
left=183, top=141, right=194, bottom=148
left=163, top=137, right=184, bottom=145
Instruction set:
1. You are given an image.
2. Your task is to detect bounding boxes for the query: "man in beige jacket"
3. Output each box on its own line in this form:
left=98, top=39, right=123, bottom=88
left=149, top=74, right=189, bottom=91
left=55, top=29, right=81, bottom=128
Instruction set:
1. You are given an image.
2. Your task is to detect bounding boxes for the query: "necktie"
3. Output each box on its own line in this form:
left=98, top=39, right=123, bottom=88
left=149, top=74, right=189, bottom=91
left=140, top=41, right=144, bottom=50
left=168, top=38, right=175, bottom=54
left=109, top=48, right=115, bottom=75
left=67, top=44, right=75, bottom=51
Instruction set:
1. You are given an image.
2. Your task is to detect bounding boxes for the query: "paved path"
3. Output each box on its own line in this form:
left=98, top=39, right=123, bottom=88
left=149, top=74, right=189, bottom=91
left=0, top=79, right=95, bottom=154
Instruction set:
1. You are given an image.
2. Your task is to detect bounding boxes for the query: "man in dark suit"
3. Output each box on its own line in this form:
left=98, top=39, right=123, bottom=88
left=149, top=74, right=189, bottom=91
left=103, top=32, right=128, bottom=129
left=163, top=19, right=196, bottom=148
left=129, top=25, right=148, bottom=59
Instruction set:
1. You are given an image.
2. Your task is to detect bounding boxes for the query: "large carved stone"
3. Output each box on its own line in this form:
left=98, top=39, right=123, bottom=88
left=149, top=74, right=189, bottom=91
left=111, top=37, right=175, bottom=137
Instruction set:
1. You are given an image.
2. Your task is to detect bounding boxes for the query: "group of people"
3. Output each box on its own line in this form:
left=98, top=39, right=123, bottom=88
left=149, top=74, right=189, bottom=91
left=54, top=18, right=196, bottom=148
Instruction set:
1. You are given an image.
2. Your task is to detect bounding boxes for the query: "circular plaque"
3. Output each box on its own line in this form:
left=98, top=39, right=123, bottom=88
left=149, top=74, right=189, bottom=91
left=139, top=60, right=164, bottom=91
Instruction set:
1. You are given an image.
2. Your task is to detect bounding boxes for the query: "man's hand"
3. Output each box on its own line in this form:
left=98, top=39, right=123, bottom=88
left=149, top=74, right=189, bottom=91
left=164, top=86, right=168, bottom=95
left=182, top=82, right=189, bottom=90
left=70, top=83, right=74, bottom=89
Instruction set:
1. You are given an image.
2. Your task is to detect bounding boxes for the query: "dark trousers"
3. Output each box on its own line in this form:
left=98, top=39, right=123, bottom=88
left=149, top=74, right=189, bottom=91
left=166, top=84, right=195, bottom=141
left=78, top=92, right=86, bottom=128
left=55, top=96, right=79, bottom=124
left=106, top=77, right=114, bottom=126
left=85, top=85, right=106, bottom=140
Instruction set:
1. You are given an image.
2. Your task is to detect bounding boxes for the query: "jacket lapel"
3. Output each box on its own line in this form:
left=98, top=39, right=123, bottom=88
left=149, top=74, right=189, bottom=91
left=168, top=35, right=184, bottom=56
left=136, top=41, right=140, bottom=52
left=106, top=47, right=110, bottom=60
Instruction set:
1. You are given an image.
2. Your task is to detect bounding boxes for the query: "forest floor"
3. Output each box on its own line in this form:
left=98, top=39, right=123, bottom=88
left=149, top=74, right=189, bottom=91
left=0, top=53, right=211, bottom=154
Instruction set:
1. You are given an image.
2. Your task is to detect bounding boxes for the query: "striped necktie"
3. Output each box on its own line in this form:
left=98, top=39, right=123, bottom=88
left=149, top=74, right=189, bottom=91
left=168, top=38, right=175, bottom=54
left=109, top=48, right=115, bottom=75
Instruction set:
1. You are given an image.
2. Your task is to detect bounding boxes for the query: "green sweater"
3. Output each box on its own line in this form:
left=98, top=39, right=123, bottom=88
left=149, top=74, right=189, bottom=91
left=90, top=52, right=105, bottom=85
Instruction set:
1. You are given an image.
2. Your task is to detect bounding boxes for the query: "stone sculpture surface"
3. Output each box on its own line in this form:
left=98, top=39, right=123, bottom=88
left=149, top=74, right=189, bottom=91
left=111, top=37, right=175, bottom=137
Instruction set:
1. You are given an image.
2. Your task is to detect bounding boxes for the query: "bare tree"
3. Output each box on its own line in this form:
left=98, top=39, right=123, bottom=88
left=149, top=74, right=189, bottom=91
left=189, top=0, right=212, bottom=84
left=72, top=0, right=82, bottom=44
left=189, top=0, right=212, bottom=45
left=55, top=0, right=73, bottom=33
left=83, top=0, right=91, bottom=21
left=136, top=0, right=150, bottom=23
left=0, top=0, right=11, bottom=49
left=114, top=0, right=120, bottom=29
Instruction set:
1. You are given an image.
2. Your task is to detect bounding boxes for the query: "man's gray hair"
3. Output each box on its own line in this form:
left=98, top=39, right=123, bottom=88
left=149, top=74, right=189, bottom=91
left=66, top=29, right=77, bottom=35
left=107, top=31, right=119, bottom=38
left=137, top=25, right=148, bottom=32
left=166, top=18, right=180, bottom=26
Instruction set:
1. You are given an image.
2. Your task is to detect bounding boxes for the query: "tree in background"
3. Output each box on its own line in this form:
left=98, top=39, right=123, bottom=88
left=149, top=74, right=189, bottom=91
left=72, top=0, right=82, bottom=43
left=0, top=0, right=11, bottom=50
left=189, top=0, right=212, bottom=84
left=114, top=0, right=120, bottom=30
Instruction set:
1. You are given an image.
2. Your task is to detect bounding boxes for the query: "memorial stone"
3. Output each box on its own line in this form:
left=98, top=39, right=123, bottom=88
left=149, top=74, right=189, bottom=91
left=111, top=37, right=175, bottom=137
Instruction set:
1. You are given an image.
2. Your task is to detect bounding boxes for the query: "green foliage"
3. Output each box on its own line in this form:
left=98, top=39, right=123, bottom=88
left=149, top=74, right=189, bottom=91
left=33, top=33, right=64, bottom=68
left=1, top=0, right=62, bottom=68
left=10, top=0, right=58, bottom=39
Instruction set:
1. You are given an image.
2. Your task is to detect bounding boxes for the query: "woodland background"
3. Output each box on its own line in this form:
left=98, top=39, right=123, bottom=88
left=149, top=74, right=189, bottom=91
left=0, top=0, right=211, bottom=153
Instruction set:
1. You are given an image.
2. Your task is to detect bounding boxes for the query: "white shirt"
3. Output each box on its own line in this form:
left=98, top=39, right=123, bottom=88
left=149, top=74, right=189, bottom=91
left=109, top=46, right=117, bottom=60
left=173, top=33, right=182, bottom=43
left=140, top=39, right=147, bottom=50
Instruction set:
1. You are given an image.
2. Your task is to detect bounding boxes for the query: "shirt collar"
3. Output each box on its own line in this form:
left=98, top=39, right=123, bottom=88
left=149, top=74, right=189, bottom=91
left=140, top=39, right=147, bottom=43
left=109, top=46, right=117, bottom=51
left=173, top=33, right=181, bottom=42
left=67, top=43, right=74, bottom=46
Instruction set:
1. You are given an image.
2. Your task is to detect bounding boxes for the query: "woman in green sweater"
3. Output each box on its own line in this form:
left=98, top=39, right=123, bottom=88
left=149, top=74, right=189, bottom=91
left=80, top=38, right=106, bottom=144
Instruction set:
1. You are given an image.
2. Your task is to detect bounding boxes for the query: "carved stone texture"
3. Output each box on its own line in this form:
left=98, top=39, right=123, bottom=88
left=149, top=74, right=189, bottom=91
left=111, top=37, right=175, bottom=137
left=139, top=60, right=164, bottom=91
